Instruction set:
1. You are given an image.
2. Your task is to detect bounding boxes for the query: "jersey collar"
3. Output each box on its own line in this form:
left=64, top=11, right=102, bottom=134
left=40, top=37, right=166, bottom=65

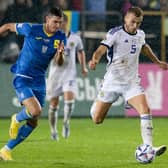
left=43, top=25, right=54, bottom=37
left=123, top=25, right=137, bottom=35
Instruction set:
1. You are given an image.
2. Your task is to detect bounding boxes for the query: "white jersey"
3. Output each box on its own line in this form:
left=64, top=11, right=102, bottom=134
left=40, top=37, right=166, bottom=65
left=101, top=26, right=145, bottom=87
left=48, top=32, right=84, bottom=83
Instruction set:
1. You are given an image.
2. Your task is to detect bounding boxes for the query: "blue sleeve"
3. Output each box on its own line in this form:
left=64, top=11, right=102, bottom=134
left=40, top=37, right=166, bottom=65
left=16, top=23, right=32, bottom=36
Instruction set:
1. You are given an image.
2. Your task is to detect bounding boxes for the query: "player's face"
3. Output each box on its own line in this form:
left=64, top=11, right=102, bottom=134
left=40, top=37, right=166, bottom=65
left=45, top=15, right=63, bottom=34
left=124, top=13, right=143, bottom=34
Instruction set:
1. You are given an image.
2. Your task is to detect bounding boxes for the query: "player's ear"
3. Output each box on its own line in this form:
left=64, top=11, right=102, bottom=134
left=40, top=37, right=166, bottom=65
left=124, top=14, right=127, bottom=23
left=45, top=16, right=49, bottom=23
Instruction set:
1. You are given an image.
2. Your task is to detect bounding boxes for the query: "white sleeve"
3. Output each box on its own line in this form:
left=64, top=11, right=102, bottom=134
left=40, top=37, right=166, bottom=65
left=101, top=30, right=117, bottom=48
left=76, top=36, right=84, bottom=51
left=141, top=30, right=146, bottom=46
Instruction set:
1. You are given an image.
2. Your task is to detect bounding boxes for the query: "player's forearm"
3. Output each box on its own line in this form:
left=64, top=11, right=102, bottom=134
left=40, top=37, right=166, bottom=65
left=91, top=45, right=107, bottom=64
left=92, top=50, right=103, bottom=65
left=55, top=51, right=64, bottom=66
left=0, top=23, right=16, bottom=35
left=78, top=51, right=87, bottom=69
left=141, top=44, right=160, bottom=64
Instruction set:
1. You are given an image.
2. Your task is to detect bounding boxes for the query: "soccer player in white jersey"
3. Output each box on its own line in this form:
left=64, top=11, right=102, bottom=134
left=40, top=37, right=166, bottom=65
left=47, top=14, right=88, bottom=140
left=89, top=7, right=167, bottom=158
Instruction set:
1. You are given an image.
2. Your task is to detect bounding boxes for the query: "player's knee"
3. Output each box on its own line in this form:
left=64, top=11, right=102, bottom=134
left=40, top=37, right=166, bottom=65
left=30, top=106, right=42, bottom=117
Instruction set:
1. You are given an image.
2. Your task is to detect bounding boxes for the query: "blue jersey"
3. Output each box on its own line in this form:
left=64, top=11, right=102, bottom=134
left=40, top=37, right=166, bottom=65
left=11, top=23, right=66, bottom=78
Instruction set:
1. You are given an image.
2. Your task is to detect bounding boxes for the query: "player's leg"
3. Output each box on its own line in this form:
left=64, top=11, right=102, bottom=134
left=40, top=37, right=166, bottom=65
left=128, top=94, right=153, bottom=145
left=48, top=97, right=59, bottom=140
left=0, top=89, right=44, bottom=161
left=90, top=100, right=112, bottom=124
left=9, top=95, right=42, bottom=139
left=62, top=91, right=75, bottom=138
left=90, top=89, right=119, bottom=124
left=127, top=93, right=167, bottom=156
left=0, top=119, right=37, bottom=161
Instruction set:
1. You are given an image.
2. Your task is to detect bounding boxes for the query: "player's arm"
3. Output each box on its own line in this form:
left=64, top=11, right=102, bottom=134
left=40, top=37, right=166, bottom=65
left=141, top=44, right=168, bottom=70
left=88, top=45, right=107, bottom=70
left=77, top=50, right=88, bottom=76
left=0, top=23, right=16, bottom=35
left=54, top=41, right=65, bottom=66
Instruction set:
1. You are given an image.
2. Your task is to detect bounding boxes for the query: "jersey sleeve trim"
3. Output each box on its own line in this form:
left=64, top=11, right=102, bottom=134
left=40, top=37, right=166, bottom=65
left=15, top=23, right=18, bottom=35
left=100, top=43, right=110, bottom=49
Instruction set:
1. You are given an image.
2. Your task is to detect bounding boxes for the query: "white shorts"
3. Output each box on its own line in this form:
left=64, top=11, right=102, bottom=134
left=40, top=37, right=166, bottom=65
left=46, top=80, right=77, bottom=101
left=97, top=82, right=145, bottom=103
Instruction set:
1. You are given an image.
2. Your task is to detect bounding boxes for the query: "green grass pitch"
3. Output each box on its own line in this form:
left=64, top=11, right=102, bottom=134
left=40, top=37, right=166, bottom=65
left=0, top=118, right=167, bottom=168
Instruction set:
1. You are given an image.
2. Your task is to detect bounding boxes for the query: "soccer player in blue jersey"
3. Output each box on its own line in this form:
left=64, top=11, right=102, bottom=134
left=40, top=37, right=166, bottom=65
left=0, top=7, right=66, bottom=161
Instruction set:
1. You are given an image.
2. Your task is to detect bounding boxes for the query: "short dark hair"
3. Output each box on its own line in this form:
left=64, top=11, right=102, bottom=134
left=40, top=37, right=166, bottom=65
left=46, top=7, right=63, bottom=17
left=126, top=6, right=143, bottom=17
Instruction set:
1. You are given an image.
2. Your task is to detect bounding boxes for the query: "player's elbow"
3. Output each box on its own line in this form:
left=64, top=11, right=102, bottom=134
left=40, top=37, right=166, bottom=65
left=3, top=23, right=15, bottom=32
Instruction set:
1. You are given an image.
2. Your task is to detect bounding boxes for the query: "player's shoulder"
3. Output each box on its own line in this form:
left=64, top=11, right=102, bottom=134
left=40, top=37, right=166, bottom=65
left=107, top=25, right=123, bottom=35
left=69, top=31, right=81, bottom=38
left=137, top=29, right=145, bottom=36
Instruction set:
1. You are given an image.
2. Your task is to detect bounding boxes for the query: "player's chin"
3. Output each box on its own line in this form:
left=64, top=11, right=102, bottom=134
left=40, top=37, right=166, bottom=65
left=51, top=28, right=59, bottom=33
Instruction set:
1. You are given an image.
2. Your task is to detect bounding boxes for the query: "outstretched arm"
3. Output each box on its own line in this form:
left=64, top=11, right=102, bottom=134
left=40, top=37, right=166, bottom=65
left=141, top=44, right=168, bottom=70
left=77, top=50, right=88, bottom=76
left=0, top=23, right=16, bottom=35
left=88, top=45, right=108, bottom=70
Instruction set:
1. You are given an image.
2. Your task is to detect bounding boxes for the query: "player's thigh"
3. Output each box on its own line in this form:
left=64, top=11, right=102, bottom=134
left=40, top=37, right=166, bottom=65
left=128, top=94, right=150, bottom=115
left=92, top=90, right=119, bottom=122
left=63, top=80, right=76, bottom=101
left=46, top=83, right=62, bottom=101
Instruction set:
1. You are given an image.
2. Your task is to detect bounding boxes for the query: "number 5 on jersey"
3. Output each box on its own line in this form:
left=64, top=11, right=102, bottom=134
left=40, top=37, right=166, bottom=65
left=130, top=44, right=136, bottom=54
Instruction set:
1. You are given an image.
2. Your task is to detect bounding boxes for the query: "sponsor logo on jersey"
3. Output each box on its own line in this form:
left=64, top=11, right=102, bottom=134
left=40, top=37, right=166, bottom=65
left=35, top=37, right=43, bottom=40
left=124, top=39, right=128, bottom=43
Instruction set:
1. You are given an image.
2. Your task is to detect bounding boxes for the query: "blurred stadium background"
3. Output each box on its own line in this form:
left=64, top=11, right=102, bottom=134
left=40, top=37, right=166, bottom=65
left=0, top=0, right=168, bottom=118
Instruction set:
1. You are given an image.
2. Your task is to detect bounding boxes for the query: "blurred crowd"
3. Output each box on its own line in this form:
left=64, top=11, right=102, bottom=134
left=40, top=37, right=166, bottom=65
left=0, top=0, right=167, bottom=27
left=0, top=0, right=168, bottom=63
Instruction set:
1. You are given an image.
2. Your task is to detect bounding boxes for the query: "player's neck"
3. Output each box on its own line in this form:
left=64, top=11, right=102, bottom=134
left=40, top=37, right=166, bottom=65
left=123, top=24, right=137, bottom=35
left=43, top=24, right=54, bottom=37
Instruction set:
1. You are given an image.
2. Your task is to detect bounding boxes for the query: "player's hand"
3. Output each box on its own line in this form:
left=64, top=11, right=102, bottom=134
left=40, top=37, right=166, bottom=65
left=82, top=67, right=88, bottom=77
left=158, top=61, right=168, bottom=70
left=88, top=60, right=97, bottom=70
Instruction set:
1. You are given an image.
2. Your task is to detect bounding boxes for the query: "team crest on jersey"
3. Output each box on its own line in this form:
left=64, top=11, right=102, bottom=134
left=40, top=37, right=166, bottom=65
left=70, top=42, right=75, bottom=47
left=42, top=45, right=48, bottom=53
left=54, top=40, right=60, bottom=48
